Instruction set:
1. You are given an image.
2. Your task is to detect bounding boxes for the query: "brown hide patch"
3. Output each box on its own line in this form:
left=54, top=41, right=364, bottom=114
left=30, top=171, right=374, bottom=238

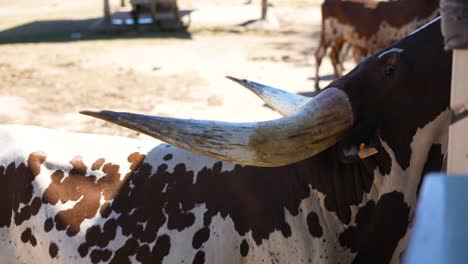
left=135, top=234, right=171, bottom=263
left=240, top=239, right=249, bottom=257
left=15, top=196, right=42, bottom=225
left=306, top=211, right=323, bottom=238
left=79, top=218, right=118, bottom=256
left=44, top=218, right=54, bottom=232
left=42, top=153, right=144, bottom=237
left=109, top=238, right=140, bottom=263
left=49, top=242, right=59, bottom=258
left=193, top=251, right=205, bottom=264
left=90, top=249, right=112, bottom=263
left=338, top=191, right=409, bottom=263
left=299, top=147, right=375, bottom=224
left=21, top=227, right=37, bottom=247
left=91, top=158, right=105, bottom=171
left=163, top=154, right=173, bottom=161
left=128, top=152, right=146, bottom=171
left=28, top=151, right=47, bottom=176
left=417, top=144, right=444, bottom=195
left=0, top=152, right=45, bottom=228
left=192, top=227, right=210, bottom=249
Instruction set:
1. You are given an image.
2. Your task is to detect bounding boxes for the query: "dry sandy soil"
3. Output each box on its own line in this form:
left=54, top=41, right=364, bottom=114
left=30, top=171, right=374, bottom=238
left=0, top=0, right=355, bottom=139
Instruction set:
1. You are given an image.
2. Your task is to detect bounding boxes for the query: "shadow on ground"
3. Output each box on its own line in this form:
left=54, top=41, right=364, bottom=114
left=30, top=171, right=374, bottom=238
left=0, top=14, right=192, bottom=45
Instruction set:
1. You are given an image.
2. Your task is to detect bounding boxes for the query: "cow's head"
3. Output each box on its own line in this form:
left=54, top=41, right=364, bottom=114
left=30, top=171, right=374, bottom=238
left=334, top=17, right=451, bottom=167
left=81, top=17, right=451, bottom=171
left=330, top=18, right=451, bottom=165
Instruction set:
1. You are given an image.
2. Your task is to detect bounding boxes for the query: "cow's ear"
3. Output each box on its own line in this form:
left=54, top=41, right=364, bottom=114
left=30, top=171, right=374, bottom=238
left=384, top=64, right=396, bottom=77
left=381, top=53, right=400, bottom=77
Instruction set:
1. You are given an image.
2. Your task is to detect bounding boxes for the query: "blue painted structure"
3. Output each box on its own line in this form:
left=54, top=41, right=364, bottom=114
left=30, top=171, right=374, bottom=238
left=405, top=173, right=468, bottom=264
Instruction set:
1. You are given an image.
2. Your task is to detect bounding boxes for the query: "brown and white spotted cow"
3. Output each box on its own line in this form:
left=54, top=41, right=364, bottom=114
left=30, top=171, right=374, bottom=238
left=314, top=0, right=440, bottom=89
left=0, top=17, right=451, bottom=263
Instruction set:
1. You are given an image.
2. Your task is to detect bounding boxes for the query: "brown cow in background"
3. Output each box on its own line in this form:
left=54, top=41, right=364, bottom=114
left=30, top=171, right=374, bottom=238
left=314, top=0, right=439, bottom=89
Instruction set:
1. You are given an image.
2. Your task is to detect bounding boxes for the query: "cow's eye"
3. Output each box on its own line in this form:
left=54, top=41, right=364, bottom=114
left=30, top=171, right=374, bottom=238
left=384, top=65, right=395, bottom=76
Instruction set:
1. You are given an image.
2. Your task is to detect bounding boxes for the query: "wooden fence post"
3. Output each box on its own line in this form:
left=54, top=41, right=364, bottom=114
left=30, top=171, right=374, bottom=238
left=261, top=0, right=268, bottom=20
left=448, top=49, right=468, bottom=174
left=104, top=0, right=111, bottom=26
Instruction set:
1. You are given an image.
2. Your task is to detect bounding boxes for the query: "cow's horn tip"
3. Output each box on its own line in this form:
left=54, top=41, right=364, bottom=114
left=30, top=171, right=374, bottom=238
left=226, top=76, right=243, bottom=83
left=80, top=109, right=105, bottom=117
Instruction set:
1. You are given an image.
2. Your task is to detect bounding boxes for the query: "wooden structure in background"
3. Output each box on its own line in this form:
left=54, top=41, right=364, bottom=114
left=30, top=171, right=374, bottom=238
left=101, top=0, right=270, bottom=28
left=103, top=0, right=111, bottom=26
left=96, top=0, right=186, bottom=31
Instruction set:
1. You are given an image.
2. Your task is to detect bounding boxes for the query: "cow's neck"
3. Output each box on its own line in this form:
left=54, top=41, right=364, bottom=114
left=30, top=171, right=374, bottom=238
left=346, top=109, right=450, bottom=262
left=288, top=109, right=450, bottom=262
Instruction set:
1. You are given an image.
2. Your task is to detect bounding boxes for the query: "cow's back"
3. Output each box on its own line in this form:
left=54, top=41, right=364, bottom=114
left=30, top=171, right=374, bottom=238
left=0, top=125, right=354, bottom=263
left=0, top=125, right=158, bottom=263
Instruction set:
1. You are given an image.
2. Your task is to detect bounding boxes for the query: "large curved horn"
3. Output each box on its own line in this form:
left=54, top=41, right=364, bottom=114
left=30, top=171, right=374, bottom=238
left=81, top=88, right=352, bottom=167
left=226, top=76, right=312, bottom=116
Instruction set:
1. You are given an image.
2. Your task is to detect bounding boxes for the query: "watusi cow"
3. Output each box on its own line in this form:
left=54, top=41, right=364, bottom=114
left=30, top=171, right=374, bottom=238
left=314, top=0, right=439, bottom=89
left=0, top=17, right=450, bottom=263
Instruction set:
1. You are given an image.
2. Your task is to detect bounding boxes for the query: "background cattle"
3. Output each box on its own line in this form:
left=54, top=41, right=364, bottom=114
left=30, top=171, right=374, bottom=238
left=0, top=17, right=451, bottom=263
left=314, top=0, right=440, bottom=89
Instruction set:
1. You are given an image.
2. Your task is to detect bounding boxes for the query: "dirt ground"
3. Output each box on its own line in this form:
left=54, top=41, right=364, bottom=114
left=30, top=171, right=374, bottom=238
left=0, top=0, right=355, bottom=139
